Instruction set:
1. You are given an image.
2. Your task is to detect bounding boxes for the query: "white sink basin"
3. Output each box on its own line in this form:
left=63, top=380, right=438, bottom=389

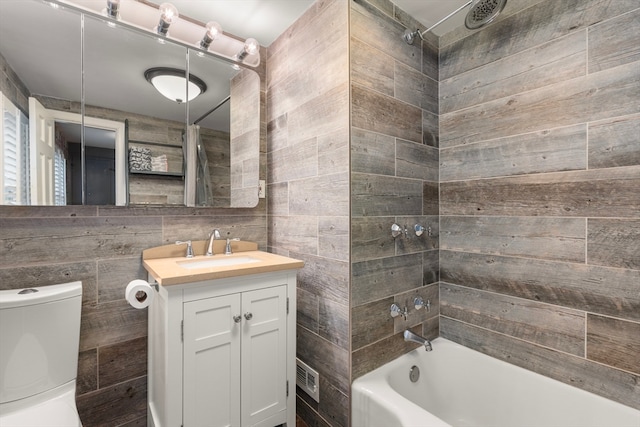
left=177, top=256, right=260, bottom=270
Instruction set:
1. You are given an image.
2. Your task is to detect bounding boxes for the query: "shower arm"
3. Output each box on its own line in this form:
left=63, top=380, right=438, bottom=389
left=407, top=0, right=472, bottom=42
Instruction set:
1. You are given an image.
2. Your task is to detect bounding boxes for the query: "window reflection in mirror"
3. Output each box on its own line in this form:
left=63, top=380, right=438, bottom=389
left=0, top=0, right=81, bottom=205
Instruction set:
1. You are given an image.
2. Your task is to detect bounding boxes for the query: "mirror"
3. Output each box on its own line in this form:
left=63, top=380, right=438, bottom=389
left=0, top=0, right=81, bottom=205
left=188, top=51, right=260, bottom=208
left=84, top=12, right=187, bottom=205
left=0, top=0, right=260, bottom=207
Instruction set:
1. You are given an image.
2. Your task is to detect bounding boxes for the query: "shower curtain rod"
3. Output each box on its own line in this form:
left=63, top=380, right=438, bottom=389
left=192, top=95, right=231, bottom=125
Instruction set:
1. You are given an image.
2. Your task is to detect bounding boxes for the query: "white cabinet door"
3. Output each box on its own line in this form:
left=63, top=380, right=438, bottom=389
left=183, top=293, right=241, bottom=427
left=241, top=286, right=287, bottom=427
left=183, top=285, right=287, bottom=427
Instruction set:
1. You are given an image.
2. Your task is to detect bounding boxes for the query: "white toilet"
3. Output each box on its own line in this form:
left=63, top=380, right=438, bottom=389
left=0, top=281, right=83, bottom=426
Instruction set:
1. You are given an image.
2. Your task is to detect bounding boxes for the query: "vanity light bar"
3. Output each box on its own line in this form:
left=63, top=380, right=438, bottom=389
left=53, top=0, right=261, bottom=67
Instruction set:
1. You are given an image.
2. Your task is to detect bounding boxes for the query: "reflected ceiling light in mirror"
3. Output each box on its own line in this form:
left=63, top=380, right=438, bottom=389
left=200, top=21, right=222, bottom=50
left=236, top=38, right=259, bottom=62
left=156, top=2, right=178, bottom=36
left=144, top=68, right=207, bottom=104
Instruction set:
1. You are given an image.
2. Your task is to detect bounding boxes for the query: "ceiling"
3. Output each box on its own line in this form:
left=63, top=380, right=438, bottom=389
left=145, top=0, right=472, bottom=46
left=146, top=0, right=316, bottom=46
left=393, top=0, right=473, bottom=36
left=0, top=0, right=471, bottom=149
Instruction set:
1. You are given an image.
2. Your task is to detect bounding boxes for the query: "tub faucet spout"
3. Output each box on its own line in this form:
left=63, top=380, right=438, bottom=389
left=403, top=330, right=432, bottom=351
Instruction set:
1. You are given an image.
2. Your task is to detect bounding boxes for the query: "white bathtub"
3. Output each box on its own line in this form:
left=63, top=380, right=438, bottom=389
left=352, top=338, right=640, bottom=427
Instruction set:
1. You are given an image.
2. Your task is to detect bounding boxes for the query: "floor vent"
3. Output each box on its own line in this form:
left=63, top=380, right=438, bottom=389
left=296, top=358, right=320, bottom=403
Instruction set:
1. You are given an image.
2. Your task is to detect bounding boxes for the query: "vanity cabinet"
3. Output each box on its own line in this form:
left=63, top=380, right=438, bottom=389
left=183, top=285, right=287, bottom=427
left=147, top=269, right=298, bottom=427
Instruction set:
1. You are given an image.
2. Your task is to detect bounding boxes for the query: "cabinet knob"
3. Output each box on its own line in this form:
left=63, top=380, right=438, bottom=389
left=244, top=312, right=253, bottom=321
left=233, top=315, right=242, bottom=323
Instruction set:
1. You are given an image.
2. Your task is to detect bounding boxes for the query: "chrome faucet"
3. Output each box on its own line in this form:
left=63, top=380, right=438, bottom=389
left=403, top=329, right=432, bottom=351
left=225, top=238, right=240, bottom=255
left=175, top=240, right=194, bottom=258
left=206, top=229, right=221, bottom=256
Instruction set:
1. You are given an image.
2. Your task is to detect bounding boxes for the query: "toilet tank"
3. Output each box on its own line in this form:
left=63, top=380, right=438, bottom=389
left=0, top=282, right=82, bottom=404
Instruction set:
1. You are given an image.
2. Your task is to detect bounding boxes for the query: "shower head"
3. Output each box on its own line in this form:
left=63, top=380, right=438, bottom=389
left=465, top=0, right=507, bottom=30
left=402, top=0, right=507, bottom=44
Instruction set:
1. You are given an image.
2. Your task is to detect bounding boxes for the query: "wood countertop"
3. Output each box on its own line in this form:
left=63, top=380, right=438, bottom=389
left=142, top=241, right=304, bottom=286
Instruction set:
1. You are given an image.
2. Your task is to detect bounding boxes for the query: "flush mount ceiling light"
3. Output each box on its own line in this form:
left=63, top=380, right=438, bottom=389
left=144, top=68, right=207, bottom=104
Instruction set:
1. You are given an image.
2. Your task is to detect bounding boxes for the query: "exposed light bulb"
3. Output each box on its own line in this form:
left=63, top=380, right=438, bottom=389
left=243, top=38, right=259, bottom=55
left=200, top=21, right=222, bottom=49
left=159, top=2, right=178, bottom=22
left=157, top=2, right=178, bottom=36
left=236, top=37, right=260, bottom=62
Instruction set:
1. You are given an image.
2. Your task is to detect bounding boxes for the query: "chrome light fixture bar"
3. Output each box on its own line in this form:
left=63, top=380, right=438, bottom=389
left=54, top=0, right=261, bottom=66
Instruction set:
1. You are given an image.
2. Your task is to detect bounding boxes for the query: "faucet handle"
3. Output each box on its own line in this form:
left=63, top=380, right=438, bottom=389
left=225, top=238, right=241, bottom=255
left=175, top=240, right=194, bottom=258
left=414, top=297, right=431, bottom=312
left=390, top=303, right=408, bottom=320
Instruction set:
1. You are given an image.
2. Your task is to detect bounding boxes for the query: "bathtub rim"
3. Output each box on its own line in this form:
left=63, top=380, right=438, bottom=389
left=351, top=336, right=640, bottom=427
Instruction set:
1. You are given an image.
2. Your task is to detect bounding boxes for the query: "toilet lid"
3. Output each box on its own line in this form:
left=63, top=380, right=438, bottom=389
left=0, top=397, right=81, bottom=427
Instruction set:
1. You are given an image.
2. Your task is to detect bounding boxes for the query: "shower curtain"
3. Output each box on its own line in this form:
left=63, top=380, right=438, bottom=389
left=185, top=124, right=213, bottom=206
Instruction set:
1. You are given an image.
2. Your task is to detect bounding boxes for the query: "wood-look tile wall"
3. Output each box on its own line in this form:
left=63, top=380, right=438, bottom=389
left=266, top=1, right=351, bottom=426
left=4, top=1, right=637, bottom=426
left=0, top=204, right=267, bottom=425
left=439, top=0, right=640, bottom=410
left=350, top=0, right=440, bottom=381
left=0, top=51, right=29, bottom=112
left=230, top=69, right=261, bottom=207
left=0, top=46, right=268, bottom=425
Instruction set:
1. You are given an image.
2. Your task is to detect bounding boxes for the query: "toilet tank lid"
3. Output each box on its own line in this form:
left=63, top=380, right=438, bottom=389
left=0, top=282, right=82, bottom=309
